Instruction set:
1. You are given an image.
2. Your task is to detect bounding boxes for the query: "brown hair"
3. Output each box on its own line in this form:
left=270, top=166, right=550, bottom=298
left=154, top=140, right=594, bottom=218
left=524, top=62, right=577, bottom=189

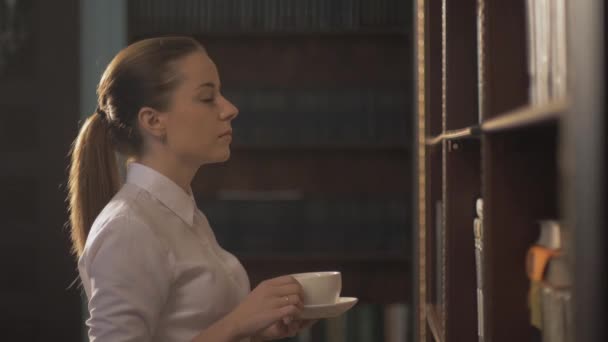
left=68, top=36, right=203, bottom=257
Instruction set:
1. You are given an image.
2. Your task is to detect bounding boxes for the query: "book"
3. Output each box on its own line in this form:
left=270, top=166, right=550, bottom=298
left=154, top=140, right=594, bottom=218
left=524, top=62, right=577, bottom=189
left=525, top=0, right=568, bottom=105
left=384, top=304, right=409, bottom=342
left=550, top=0, right=567, bottom=99
left=474, top=198, right=484, bottom=342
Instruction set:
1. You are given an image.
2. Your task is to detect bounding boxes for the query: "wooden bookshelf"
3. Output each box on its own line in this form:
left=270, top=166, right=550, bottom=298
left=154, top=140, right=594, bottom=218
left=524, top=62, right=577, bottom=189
left=416, top=0, right=606, bottom=342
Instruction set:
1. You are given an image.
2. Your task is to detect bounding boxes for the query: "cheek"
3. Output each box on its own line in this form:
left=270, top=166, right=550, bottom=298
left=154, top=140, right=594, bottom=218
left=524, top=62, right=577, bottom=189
left=169, top=110, right=215, bottom=151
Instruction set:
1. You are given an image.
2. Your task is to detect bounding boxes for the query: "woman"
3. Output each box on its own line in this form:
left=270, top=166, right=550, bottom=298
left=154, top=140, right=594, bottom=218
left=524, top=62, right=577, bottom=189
left=68, top=36, right=312, bottom=341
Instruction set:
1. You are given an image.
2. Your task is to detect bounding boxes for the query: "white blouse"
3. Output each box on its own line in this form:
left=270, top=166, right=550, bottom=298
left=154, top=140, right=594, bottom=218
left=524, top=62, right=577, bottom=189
left=78, top=163, right=251, bottom=342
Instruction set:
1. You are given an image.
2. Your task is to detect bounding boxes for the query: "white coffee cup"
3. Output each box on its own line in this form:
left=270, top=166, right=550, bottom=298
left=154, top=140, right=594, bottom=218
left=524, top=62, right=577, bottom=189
left=291, top=271, right=342, bottom=306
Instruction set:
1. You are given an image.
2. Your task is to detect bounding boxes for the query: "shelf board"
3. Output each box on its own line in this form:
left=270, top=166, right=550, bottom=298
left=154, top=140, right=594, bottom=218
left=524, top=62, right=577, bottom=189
left=426, top=304, right=444, bottom=342
left=137, top=29, right=411, bottom=39
left=237, top=253, right=410, bottom=263
left=231, top=144, right=411, bottom=152
left=481, top=98, right=569, bottom=133
left=425, top=126, right=480, bottom=145
left=426, top=134, right=444, bottom=146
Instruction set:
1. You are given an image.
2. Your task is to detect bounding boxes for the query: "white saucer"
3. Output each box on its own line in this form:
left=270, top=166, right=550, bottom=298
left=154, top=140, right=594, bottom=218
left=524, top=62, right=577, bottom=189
left=299, top=297, right=358, bottom=320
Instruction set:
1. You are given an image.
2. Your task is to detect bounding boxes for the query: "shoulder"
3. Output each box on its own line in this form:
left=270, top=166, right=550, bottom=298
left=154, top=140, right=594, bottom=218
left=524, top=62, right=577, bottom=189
left=82, top=185, right=169, bottom=265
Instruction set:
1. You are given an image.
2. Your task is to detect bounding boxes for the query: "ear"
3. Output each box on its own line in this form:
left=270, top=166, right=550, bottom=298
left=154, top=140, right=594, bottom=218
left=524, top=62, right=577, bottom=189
left=137, top=106, right=167, bottom=140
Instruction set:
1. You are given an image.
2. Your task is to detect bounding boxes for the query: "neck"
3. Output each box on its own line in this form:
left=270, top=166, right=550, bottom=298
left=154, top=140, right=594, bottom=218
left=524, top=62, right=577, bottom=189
left=136, top=153, right=199, bottom=194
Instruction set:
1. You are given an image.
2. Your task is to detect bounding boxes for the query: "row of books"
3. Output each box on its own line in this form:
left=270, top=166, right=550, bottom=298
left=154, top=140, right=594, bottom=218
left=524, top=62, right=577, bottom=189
left=198, top=198, right=409, bottom=254
left=128, top=0, right=410, bottom=34
left=287, top=304, right=410, bottom=342
left=525, top=0, right=567, bottom=104
left=224, top=88, right=409, bottom=115
left=224, top=88, right=410, bottom=147
left=213, top=222, right=407, bottom=254
left=200, top=198, right=409, bottom=224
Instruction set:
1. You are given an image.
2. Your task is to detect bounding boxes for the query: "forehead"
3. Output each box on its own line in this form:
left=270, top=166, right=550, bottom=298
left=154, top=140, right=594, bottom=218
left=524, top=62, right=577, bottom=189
left=176, top=50, right=219, bottom=86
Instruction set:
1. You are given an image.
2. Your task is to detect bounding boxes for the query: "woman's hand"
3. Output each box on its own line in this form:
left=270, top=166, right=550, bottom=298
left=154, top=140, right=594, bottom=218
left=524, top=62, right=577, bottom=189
left=225, top=275, right=304, bottom=340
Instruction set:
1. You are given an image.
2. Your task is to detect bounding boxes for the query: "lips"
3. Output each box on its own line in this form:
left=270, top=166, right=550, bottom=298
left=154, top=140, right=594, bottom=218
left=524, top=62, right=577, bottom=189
left=219, top=129, right=232, bottom=138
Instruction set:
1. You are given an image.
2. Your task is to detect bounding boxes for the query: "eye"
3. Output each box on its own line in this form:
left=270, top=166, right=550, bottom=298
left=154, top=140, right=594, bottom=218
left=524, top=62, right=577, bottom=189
left=201, top=97, right=215, bottom=103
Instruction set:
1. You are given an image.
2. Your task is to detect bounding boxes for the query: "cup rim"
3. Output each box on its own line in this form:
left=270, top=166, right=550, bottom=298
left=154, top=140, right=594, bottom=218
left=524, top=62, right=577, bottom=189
left=291, top=271, right=341, bottom=279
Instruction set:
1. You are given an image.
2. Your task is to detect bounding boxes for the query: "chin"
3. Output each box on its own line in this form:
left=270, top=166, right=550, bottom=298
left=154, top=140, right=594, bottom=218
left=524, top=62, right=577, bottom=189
left=207, top=148, right=231, bottom=164
left=219, top=149, right=231, bottom=162
left=198, top=145, right=231, bottom=165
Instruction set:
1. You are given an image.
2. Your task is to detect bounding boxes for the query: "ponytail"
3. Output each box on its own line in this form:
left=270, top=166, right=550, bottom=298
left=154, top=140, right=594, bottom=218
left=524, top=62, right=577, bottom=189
left=68, top=112, right=120, bottom=257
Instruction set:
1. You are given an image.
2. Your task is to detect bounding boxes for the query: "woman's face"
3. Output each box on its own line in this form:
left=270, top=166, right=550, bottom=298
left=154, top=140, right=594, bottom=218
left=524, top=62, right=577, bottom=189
left=163, top=50, right=238, bottom=166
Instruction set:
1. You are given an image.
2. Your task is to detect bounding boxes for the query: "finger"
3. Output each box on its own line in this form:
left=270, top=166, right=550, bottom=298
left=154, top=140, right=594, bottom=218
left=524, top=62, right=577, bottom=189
left=260, top=304, right=302, bottom=328
left=255, top=300, right=294, bottom=324
left=277, top=304, right=302, bottom=320
left=273, top=283, right=304, bottom=297
left=266, top=275, right=299, bottom=286
left=272, top=294, right=302, bottom=308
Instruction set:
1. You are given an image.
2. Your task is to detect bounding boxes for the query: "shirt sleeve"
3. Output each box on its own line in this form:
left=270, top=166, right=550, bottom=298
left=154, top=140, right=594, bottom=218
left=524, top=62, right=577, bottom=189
left=81, top=215, right=173, bottom=342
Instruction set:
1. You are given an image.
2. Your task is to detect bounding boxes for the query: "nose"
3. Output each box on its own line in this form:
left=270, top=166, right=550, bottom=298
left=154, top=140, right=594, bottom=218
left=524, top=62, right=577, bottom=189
left=219, top=95, right=239, bottom=121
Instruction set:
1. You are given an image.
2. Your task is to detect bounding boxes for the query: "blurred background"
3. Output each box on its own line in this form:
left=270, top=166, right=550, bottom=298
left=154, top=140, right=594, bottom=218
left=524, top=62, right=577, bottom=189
left=0, top=0, right=415, bottom=341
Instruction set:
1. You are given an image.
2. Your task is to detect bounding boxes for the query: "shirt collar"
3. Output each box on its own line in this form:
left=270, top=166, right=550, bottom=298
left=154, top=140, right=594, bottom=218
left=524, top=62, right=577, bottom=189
left=126, top=162, right=196, bottom=226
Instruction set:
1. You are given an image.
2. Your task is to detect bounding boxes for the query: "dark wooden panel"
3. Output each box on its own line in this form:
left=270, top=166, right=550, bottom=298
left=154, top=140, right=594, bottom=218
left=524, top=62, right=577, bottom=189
left=482, top=125, right=558, bottom=342
left=25, top=0, right=81, bottom=340
left=484, top=0, right=528, bottom=118
left=0, top=80, right=39, bottom=106
left=194, top=149, right=411, bottom=197
left=0, top=224, right=37, bottom=293
left=445, top=0, right=478, bottom=130
left=444, top=139, right=479, bottom=342
left=0, top=318, right=40, bottom=341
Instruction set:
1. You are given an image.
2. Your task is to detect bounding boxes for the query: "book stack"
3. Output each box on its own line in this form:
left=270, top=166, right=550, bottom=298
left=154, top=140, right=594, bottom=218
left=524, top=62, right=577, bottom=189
left=525, top=0, right=567, bottom=105
left=269, top=304, right=410, bottom=341
left=128, top=0, right=411, bottom=35
left=198, top=198, right=410, bottom=255
left=384, top=304, right=409, bottom=342
left=223, top=87, right=410, bottom=148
